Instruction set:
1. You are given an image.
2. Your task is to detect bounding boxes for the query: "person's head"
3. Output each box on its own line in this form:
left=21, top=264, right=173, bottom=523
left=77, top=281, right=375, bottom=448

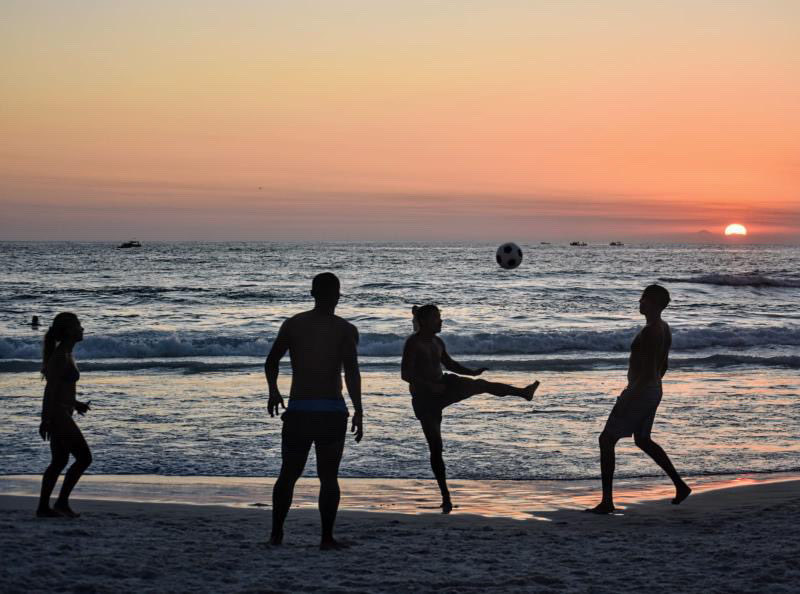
left=412, top=304, right=441, bottom=334
left=311, top=272, right=341, bottom=308
left=42, top=312, right=83, bottom=374
left=639, top=284, right=670, bottom=316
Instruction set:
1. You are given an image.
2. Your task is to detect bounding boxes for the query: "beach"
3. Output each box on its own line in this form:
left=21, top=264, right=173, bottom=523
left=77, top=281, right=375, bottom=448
left=2, top=479, right=799, bottom=593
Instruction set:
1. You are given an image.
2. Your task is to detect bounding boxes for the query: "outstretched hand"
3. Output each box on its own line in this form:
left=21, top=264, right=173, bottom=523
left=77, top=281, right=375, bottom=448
left=472, top=367, right=488, bottom=376
left=39, top=420, right=50, bottom=442
left=268, top=392, right=286, bottom=417
left=351, top=411, right=363, bottom=443
left=75, top=400, right=91, bottom=415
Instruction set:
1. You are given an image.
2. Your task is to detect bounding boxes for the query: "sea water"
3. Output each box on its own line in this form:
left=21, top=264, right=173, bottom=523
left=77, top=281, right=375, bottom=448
left=1, top=242, right=798, bottom=481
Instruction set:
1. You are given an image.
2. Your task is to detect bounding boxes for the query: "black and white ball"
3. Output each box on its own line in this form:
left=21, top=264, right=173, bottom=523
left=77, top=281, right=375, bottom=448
left=496, top=242, right=522, bottom=270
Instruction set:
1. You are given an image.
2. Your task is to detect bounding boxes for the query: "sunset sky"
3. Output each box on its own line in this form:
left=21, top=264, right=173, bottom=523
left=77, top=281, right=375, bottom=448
left=1, top=1, right=798, bottom=241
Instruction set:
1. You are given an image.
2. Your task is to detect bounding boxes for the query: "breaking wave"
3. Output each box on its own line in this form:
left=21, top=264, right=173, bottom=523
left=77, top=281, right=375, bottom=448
left=660, top=273, right=800, bottom=288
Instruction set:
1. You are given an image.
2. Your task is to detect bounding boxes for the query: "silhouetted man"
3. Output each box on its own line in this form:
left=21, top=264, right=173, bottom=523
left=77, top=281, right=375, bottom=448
left=265, top=272, right=363, bottom=549
left=402, top=304, right=539, bottom=513
left=588, top=284, right=691, bottom=514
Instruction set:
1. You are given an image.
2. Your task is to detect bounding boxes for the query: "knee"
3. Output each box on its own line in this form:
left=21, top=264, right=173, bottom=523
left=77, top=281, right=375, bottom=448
left=318, top=473, right=340, bottom=488
left=78, top=449, right=92, bottom=469
left=48, top=456, right=69, bottom=474
left=276, top=465, right=303, bottom=485
left=599, top=431, right=616, bottom=449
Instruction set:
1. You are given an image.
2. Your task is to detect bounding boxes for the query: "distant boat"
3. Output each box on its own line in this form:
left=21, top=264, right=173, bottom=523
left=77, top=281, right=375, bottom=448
left=539, top=241, right=551, bottom=245
left=609, top=241, right=624, bottom=246
left=118, top=240, right=142, bottom=249
left=569, top=241, right=587, bottom=246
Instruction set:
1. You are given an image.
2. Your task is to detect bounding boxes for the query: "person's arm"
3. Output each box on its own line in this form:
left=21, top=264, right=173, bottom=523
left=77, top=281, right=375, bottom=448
left=659, top=326, right=671, bottom=378
left=627, top=325, right=661, bottom=394
left=343, top=324, right=363, bottom=442
left=265, top=321, right=290, bottom=417
left=39, top=357, right=65, bottom=440
left=401, top=338, right=445, bottom=394
left=439, top=338, right=487, bottom=377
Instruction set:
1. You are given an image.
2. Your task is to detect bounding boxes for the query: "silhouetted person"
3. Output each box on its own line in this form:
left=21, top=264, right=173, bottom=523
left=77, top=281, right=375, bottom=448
left=402, top=304, right=539, bottom=513
left=265, top=273, right=363, bottom=550
left=588, top=284, right=691, bottom=514
left=37, top=312, right=92, bottom=518
left=31, top=315, right=40, bottom=328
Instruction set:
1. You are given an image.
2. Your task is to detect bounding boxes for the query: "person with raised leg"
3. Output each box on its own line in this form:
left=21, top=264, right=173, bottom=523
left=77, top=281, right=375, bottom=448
left=402, top=304, right=539, bottom=514
left=37, top=313, right=93, bottom=518
left=588, top=284, right=691, bottom=514
left=265, top=272, right=363, bottom=550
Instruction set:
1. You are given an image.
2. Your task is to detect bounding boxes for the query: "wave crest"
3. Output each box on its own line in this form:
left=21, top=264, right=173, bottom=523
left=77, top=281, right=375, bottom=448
left=1, top=325, right=799, bottom=361
left=660, top=273, right=800, bottom=288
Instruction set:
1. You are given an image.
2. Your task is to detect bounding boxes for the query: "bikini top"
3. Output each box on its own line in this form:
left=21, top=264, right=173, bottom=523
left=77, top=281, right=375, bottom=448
left=63, top=367, right=80, bottom=384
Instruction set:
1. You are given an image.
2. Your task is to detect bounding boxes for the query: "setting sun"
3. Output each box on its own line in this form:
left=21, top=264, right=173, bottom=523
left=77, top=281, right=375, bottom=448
left=725, top=223, right=748, bottom=236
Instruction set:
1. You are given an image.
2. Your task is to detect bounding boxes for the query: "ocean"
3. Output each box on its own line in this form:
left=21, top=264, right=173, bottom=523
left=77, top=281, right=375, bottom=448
left=1, top=241, right=798, bottom=481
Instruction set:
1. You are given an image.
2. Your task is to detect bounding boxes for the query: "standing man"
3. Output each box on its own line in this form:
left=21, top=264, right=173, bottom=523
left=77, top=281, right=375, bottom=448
left=588, top=284, right=691, bottom=514
left=265, top=272, right=363, bottom=549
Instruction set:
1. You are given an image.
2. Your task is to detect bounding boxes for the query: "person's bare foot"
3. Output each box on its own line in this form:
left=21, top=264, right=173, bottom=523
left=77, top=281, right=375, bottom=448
left=268, top=531, right=283, bottom=546
left=53, top=502, right=80, bottom=518
left=523, top=381, right=540, bottom=401
left=585, top=502, right=616, bottom=514
left=36, top=507, right=62, bottom=518
left=672, top=483, right=692, bottom=505
left=320, top=538, right=352, bottom=551
left=441, top=499, right=453, bottom=514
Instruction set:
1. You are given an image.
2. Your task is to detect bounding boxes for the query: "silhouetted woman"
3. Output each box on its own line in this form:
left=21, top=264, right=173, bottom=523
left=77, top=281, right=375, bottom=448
left=37, top=312, right=92, bottom=518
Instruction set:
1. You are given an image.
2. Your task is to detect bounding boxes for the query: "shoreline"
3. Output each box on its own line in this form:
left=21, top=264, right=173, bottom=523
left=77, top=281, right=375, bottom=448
left=2, top=479, right=799, bottom=592
left=3, top=471, right=799, bottom=519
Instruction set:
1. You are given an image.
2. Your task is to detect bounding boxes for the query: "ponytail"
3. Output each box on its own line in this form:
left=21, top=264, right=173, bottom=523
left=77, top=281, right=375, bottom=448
left=41, top=328, right=56, bottom=378
left=41, top=312, right=79, bottom=378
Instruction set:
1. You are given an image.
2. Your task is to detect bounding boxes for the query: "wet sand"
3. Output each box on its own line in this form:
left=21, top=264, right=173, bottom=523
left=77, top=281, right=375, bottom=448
left=1, top=479, right=798, bottom=592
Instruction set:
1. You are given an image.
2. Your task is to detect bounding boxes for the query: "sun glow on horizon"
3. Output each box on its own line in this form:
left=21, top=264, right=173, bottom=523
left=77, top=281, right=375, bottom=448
left=725, top=223, right=748, bottom=236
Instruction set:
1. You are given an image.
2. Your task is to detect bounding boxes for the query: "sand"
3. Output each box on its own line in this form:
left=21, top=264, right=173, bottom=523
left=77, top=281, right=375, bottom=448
left=2, top=480, right=799, bottom=593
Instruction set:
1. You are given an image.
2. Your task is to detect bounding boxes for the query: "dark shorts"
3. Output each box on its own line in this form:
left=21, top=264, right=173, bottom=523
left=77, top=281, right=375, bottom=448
left=412, top=374, right=484, bottom=423
left=603, top=385, right=662, bottom=440
left=281, top=410, right=348, bottom=460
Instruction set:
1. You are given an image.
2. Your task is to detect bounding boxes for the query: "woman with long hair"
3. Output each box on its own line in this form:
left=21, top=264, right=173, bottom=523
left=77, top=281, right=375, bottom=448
left=37, top=312, right=92, bottom=518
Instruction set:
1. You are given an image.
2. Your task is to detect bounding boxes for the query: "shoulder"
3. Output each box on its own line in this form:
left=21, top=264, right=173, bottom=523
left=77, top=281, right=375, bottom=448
left=333, top=316, right=359, bottom=340
left=641, top=322, right=668, bottom=343
left=434, top=336, right=447, bottom=349
left=44, top=353, right=68, bottom=381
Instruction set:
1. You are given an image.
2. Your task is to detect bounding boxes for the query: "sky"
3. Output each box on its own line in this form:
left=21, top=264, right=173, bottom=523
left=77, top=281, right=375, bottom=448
left=1, top=0, right=798, bottom=241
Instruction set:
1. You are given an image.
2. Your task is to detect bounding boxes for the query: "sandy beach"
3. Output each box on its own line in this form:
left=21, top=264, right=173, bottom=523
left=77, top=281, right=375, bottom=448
left=2, top=479, right=799, bottom=593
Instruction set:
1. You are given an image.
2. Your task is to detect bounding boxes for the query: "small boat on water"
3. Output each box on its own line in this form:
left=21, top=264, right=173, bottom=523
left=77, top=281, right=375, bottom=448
left=569, top=241, right=587, bottom=246
left=609, top=241, right=624, bottom=246
left=118, top=240, right=142, bottom=249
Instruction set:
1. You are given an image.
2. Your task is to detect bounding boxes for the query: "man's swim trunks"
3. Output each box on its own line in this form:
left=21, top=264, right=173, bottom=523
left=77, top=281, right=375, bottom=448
left=412, top=373, right=483, bottom=423
left=281, top=399, right=348, bottom=457
left=603, top=384, right=663, bottom=439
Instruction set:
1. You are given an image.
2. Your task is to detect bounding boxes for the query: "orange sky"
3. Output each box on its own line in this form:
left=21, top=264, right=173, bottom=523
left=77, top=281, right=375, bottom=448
left=1, top=1, right=798, bottom=241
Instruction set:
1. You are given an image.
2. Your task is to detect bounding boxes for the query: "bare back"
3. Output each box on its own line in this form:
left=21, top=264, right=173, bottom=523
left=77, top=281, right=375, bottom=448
left=281, top=310, right=358, bottom=399
left=401, top=334, right=446, bottom=398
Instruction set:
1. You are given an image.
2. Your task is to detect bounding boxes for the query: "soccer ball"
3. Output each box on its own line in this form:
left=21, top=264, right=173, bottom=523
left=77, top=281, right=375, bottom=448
left=496, top=242, right=522, bottom=269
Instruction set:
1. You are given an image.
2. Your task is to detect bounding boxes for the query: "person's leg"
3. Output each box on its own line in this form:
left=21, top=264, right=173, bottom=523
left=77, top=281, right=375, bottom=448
left=419, top=417, right=452, bottom=513
left=270, top=414, right=312, bottom=545
left=53, top=422, right=92, bottom=517
left=315, top=419, right=346, bottom=550
left=37, top=434, right=70, bottom=517
left=465, top=378, right=539, bottom=401
left=634, top=434, right=691, bottom=504
left=588, top=430, right=619, bottom=513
